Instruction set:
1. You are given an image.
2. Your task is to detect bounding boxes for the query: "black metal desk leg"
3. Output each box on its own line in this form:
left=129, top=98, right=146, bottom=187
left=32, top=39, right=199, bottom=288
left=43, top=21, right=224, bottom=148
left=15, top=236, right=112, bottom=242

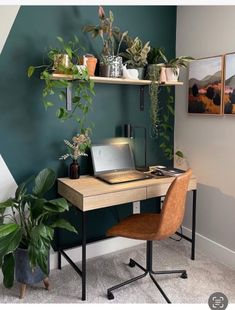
left=82, top=211, right=86, bottom=301
left=191, top=189, right=197, bottom=260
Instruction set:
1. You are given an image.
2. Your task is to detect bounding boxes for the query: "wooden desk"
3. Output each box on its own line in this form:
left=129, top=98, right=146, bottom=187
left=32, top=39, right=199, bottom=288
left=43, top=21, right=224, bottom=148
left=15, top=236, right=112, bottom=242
left=58, top=174, right=197, bottom=301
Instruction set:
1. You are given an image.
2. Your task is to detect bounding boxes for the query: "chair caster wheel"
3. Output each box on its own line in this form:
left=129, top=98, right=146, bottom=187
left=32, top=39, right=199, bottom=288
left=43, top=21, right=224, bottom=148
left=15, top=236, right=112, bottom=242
left=107, top=291, right=114, bottom=300
left=129, top=259, right=135, bottom=268
left=181, top=271, right=187, bottom=279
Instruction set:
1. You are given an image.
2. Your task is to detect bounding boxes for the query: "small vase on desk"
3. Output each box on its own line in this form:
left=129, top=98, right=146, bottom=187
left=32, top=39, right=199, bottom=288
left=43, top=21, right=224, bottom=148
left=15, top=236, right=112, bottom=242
left=69, top=160, right=80, bottom=179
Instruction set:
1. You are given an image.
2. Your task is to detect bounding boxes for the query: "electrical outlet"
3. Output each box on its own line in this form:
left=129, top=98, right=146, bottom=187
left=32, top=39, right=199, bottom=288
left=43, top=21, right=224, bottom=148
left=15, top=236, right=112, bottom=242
left=133, top=201, right=140, bottom=214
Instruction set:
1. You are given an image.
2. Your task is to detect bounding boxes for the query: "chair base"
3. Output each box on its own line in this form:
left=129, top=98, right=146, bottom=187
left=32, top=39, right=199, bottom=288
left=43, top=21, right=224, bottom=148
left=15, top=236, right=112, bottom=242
left=107, top=241, right=187, bottom=303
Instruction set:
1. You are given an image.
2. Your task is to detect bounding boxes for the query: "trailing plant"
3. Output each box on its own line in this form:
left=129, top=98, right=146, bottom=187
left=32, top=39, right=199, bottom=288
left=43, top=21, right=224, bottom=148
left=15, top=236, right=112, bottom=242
left=0, top=168, right=77, bottom=288
left=149, top=66, right=162, bottom=137
left=159, top=86, right=175, bottom=160
left=27, top=36, right=95, bottom=134
left=121, top=37, right=150, bottom=68
left=83, top=6, right=128, bottom=57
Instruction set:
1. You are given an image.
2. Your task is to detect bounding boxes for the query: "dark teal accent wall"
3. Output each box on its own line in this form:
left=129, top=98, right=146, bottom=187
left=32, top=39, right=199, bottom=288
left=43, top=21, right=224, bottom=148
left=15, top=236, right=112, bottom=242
left=0, top=6, right=176, bottom=248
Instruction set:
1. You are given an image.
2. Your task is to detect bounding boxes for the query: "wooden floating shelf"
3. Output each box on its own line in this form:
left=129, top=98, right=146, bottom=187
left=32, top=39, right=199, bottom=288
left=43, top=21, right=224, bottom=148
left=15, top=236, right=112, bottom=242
left=51, top=74, right=183, bottom=86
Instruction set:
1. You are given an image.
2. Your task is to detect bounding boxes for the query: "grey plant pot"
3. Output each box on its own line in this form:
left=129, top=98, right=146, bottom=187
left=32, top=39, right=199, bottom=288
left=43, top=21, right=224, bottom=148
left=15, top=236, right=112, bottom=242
left=15, top=248, right=49, bottom=285
left=99, top=56, right=123, bottom=78
left=146, top=64, right=163, bottom=80
left=135, top=67, right=145, bottom=80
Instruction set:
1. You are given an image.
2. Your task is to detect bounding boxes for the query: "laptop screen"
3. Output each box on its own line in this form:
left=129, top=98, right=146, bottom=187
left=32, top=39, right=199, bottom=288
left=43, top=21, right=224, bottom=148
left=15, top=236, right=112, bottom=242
left=91, top=143, right=135, bottom=175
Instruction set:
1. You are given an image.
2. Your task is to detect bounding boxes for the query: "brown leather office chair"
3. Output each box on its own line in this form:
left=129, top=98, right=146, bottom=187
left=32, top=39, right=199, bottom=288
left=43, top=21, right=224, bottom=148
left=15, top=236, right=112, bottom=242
left=106, top=169, right=192, bottom=303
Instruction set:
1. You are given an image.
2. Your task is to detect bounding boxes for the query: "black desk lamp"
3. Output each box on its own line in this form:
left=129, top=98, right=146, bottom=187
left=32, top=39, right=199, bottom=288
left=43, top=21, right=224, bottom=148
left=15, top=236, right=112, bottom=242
left=124, top=123, right=148, bottom=171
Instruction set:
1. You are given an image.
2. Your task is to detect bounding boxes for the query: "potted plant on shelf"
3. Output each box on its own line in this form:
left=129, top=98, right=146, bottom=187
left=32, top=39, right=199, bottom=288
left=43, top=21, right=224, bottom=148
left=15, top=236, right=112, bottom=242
left=163, top=55, right=194, bottom=81
left=146, top=47, right=168, bottom=82
left=120, top=37, right=150, bottom=80
left=0, top=168, right=77, bottom=299
left=60, top=130, right=91, bottom=179
left=27, top=36, right=95, bottom=134
left=83, top=6, right=128, bottom=78
left=145, top=47, right=167, bottom=137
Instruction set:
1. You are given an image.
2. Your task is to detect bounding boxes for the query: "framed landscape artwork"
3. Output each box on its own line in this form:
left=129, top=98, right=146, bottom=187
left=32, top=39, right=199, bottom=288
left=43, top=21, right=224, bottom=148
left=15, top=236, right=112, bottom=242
left=224, top=53, right=235, bottom=114
left=188, top=56, right=224, bottom=115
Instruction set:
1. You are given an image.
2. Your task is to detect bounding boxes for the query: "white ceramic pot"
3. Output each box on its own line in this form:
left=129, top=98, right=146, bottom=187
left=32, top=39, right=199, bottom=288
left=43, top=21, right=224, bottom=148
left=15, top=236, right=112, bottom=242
left=165, top=67, right=179, bottom=82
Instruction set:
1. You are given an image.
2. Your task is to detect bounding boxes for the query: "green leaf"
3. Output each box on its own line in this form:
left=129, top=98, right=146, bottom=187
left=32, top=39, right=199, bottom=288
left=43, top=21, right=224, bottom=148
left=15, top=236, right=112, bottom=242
left=44, top=101, right=54, bottom=110
left=28, top=197, right=46, bottom=220
left=15, top=175, right=34, bottom=201
left=50, top=219, right=77, bottom=234
left=56, top=36, right=64, bottom=43
left=0, top=224, right=19, bottom=239
left=64, top=47, right=72, bottom=59
left=32, top=168, right=56, bottom=197
left=15, top=183, right=27, bottom=202
left=44, top=198, right=69, bottom=213
left=167, top=104, right=174, bottom=115
left=0, top=225, right=22, bottom=257
left=0, top=198, right=15, bottom=210
left=2, top=253, right=15, bottom=288
left=56, top=107, right=69, bottom=120
left=27, top=66, right=35, bottom=78
left=175, top=150, right=184, bottom=158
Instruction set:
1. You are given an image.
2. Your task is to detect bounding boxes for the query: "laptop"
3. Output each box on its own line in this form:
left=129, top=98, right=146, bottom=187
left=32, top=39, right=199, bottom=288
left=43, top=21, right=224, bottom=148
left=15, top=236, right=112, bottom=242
left=91, top=143, right=152, bottom=184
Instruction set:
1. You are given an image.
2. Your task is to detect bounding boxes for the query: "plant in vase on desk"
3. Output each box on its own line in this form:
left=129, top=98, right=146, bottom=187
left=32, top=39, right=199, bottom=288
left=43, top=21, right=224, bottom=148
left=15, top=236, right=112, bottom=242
left=60, top=130, right=91, bottom=179
left=83, top=6, right=128, bottom=78
left=0, top=168, right=77, bottom=298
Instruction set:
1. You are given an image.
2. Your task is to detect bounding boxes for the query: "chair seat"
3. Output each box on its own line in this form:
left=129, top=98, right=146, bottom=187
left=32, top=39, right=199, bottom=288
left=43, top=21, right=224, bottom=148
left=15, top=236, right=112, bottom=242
left=107, top=213, right=163, bottom=240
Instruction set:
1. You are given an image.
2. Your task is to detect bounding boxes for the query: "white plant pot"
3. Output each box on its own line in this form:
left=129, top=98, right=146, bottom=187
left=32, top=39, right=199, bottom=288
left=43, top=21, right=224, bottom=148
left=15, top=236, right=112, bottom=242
left=165, top=67, right=179, bottom=82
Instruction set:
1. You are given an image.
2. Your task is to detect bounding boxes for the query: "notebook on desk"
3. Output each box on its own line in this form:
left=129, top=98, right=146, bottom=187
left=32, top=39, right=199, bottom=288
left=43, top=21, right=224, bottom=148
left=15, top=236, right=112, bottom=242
left=91, top=143, right=152, bottom=184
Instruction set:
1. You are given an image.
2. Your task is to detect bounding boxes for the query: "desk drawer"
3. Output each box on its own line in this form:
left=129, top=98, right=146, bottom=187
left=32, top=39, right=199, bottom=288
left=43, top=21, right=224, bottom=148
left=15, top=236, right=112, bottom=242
left=83, top=187, right=146, bottom=211
left=147, top=178, right=197, bottom=199
left=147, top=183, right=171, bottom=199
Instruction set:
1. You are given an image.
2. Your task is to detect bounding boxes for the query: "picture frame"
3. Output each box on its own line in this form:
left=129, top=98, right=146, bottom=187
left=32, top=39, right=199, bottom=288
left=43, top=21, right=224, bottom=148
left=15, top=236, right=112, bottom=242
left=188, top=55, right=224, bottom=115
left=224, top=52, right=235, bottom=115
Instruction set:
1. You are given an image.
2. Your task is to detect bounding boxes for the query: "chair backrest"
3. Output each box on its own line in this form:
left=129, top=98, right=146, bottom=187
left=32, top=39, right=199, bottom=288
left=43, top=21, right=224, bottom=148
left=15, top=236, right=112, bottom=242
left=156, top=169, right=192, bottom=240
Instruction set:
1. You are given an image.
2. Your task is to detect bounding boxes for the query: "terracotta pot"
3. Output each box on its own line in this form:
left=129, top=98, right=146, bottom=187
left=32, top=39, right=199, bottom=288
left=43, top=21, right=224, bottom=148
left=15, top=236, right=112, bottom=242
left=84, top=56, right=97, bottom=76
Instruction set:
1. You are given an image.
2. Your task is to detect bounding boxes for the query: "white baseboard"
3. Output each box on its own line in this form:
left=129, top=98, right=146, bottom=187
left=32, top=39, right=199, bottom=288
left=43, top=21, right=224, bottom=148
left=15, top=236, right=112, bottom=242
left=182, top=226, right=235, bottom=270
left=50, top=237, right=145, bottom=270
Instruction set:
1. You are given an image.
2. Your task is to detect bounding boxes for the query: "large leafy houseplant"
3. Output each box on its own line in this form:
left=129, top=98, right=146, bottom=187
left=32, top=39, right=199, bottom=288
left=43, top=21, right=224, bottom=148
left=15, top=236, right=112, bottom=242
left=0, top=168, right=77, bottom=288
left=28, top=36, right=95, bottom=134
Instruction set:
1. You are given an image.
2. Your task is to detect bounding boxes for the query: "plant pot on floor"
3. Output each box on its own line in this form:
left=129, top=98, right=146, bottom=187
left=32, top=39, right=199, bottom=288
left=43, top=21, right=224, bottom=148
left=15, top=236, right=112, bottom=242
left=99, top=56, right=123, bottom=78
left=15, top=248, right=50, bottom=298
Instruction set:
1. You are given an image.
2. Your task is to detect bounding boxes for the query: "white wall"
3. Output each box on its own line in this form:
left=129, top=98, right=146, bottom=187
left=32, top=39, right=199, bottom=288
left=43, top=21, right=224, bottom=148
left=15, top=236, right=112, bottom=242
left=0, top=6, right=19, bottom=54
left=176, top=7, right=235, bottom=260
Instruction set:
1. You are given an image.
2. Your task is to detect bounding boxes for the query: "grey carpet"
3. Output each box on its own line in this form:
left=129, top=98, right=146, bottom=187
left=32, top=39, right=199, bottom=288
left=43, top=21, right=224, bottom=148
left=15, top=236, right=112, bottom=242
left=0, top=238, right=235, bottom=304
